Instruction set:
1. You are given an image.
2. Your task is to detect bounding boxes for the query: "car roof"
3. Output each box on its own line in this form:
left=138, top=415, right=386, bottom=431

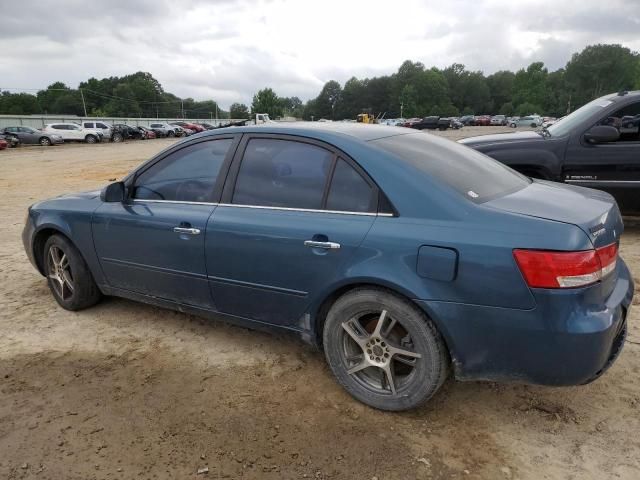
left=199, top=121, right=412, bottom=142
left=602, top=90, right=640, bottom=103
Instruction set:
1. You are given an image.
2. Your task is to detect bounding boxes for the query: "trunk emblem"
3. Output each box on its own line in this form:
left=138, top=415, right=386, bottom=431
left=589, top=223, right=606, bottom=238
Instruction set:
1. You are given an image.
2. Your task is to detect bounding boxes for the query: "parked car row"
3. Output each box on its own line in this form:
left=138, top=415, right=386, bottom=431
left=0, top=120, right=226, bottom=149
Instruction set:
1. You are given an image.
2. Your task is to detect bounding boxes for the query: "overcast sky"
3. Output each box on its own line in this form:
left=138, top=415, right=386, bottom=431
left=1, top=0, right=639, bottom=108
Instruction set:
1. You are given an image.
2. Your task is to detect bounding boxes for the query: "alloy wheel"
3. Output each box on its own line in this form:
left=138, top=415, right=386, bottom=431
left=47, top=245, right=74, bottom=301
left=340, top=309, right=422, bottom=395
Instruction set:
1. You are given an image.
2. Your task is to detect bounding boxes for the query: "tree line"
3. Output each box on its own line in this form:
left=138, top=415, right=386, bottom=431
left=1, top=44, right=638, bottom=120
left=0, top=72, right=229, bottom=119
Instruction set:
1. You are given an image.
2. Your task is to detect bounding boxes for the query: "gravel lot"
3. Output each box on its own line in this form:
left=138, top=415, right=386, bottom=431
left=1, top=127, right=639, bottom=479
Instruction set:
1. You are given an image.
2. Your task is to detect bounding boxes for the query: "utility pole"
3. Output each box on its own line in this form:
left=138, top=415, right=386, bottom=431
left=400, top=101, right=404, bottom=119
left=181, top=98, right=184, bottom=118
left=215, top=104, right=219, bottom=123
left=80, top=89, right=87, bottom=117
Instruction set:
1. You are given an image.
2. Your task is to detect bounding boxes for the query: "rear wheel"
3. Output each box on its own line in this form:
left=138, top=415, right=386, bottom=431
left=112, top=132, right=123, bottom=143
left=39, top=136, right=52, bottom=146
left=168, top=130, right=175, bottom=137
left=323, top=288, right=449, bottom=411
left=530, top=123, right=537, bottom=128
left=44, top=235, right=101, bottom=311
left=85, top=134, right=97, bottom=144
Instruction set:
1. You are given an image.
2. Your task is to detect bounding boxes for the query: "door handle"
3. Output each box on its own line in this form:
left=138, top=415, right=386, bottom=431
left=173, top=227, right=201, bottom=235
left=304, top=240, right=341, bottom=249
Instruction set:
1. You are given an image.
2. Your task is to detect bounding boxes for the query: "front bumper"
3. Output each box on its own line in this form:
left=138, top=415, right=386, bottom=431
left=417, top=259, right=634, bottom=385
left=22, top=212, right=39, bottom=272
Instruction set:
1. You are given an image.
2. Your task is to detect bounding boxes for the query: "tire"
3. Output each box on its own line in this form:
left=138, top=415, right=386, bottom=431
left=323, top=288, right=449, bottom=411
left=112, top=133, right=123, bottom=143
left=43, top=234, right=102, bottom=311
left=85, top=134, right=97, bottom=144
left=39, top=136, right=52, bottom=146
left=168, top=130, right=175, bottom=137
left=510, top=123, right=516, bottom=128
left=530, top=123, right=537, bottom=128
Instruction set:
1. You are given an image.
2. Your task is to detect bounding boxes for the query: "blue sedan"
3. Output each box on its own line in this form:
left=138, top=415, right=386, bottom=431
left=22, top=123, right=634, bottom=411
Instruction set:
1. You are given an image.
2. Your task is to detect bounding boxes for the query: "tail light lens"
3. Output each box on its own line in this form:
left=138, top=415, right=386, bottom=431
left=513, top=243, right=618, bottom=289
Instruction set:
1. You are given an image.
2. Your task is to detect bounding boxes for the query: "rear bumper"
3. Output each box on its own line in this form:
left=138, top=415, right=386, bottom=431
left=417, top=259, right=634, bottom=385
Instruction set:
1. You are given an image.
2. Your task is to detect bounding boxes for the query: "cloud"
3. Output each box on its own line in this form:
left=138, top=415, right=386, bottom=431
left=1, top=0, right=639, bottom=108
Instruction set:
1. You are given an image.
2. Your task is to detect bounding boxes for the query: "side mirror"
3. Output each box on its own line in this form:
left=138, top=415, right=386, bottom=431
left=100, top=181, right=125, bottom=202
left=584, top=125, right=620, bottom=144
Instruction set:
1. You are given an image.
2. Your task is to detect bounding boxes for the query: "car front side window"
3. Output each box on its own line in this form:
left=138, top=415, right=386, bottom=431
left=133, top=138, right=233, bottom=203
left=598, top=101, right=640, bottom=142
left=232, top=138, right=334, bottom=210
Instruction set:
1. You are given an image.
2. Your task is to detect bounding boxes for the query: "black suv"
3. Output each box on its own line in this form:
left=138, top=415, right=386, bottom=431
left=461, top=91, right=640, bottom=213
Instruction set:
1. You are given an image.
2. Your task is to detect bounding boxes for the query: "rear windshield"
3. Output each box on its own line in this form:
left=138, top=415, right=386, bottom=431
left=373, top=133, right=530, bottom=202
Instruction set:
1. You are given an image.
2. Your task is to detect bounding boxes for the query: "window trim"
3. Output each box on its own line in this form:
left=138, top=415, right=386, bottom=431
left=221, top=133, right=391, bottom=215
left=126, top=134, right=240, bottom=204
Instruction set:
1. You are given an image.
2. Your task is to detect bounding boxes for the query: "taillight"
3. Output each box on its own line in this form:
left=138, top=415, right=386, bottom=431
left=513, top=243, right=618, bottom=289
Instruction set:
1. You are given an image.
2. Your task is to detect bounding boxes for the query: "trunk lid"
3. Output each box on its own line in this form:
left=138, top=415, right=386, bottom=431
left=485, top=179, right=623, bottom=249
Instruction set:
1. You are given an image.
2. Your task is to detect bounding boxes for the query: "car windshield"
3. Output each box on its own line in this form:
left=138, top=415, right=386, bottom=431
left=373, top=133, right=530, bottom=203
left=546, top=97, right=614, bottom=137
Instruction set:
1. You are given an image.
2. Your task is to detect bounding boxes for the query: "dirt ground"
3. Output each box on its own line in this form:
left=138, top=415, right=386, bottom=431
left=1, top=126, right=639, bottom=480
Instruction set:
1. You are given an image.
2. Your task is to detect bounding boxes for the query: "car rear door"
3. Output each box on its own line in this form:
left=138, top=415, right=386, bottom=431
left=92, top=135, right=239, bottom=308
left=564, top=100, right=640, bottom=212
left=205, top=134, right=379, bottom=327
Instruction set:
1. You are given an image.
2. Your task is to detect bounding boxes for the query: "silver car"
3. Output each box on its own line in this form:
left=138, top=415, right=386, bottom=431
left=1, top=126, right=64, bottom=146
left=509, top=116, right=542, bottom=128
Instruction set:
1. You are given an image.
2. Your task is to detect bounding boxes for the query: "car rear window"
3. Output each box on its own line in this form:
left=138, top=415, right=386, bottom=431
left=373, top=133, right=530, bottom=203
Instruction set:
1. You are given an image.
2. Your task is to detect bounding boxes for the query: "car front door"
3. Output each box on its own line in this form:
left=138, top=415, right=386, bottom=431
left=18, top=127, right=39, bottom=143
left=564, top=100, right=640, bottom=212
left=206, top=135, right=380, bottom=327
left=66, top=125, right=82, bottom=140
left=92, top=135, right=239, bottom=308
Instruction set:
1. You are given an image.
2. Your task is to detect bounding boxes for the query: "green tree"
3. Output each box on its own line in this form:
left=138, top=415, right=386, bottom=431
left=486, top=71, right=515, bottom=113
left=512, top=62, right=549, bottom=111
left=104, top=83, right=142, bottom=117
left=0, top=91, right=40, bottom=114
left=516, top=102, right=543, bottom=116
left=399, top=84, right=418, bottom=118
left=251, top=88, right=282, bottom=118
left=278, top=96, right=304, bottom=117
left=499, top=102, right=514, bottom=116
left=229, top=103, right=250, bottom=119
left=565, top=44, right=640, bottom=108
left=314, top=80, right=342, bottom=119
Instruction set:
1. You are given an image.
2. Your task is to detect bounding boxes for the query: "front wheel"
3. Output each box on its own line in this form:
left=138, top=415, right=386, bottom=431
left=323, top=289, right=449, bottom=411
left=39, top=136, right=52, bottom=146
left=85, top=134, right=97, bottom=144
left=167, top=130, right=175, bottom=137
left=112, top=133, right=123, bottom=143
left=43, top=235, right=102, bottom=310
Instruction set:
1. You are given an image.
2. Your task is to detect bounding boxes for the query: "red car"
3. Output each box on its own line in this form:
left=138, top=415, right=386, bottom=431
left=172, top=122, right=205, bottom=133
left=138, top=127, right=157, bottom=139
left=474, top=115, right=491, bottom=126
left=0, top=138, right=8, bottom=150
